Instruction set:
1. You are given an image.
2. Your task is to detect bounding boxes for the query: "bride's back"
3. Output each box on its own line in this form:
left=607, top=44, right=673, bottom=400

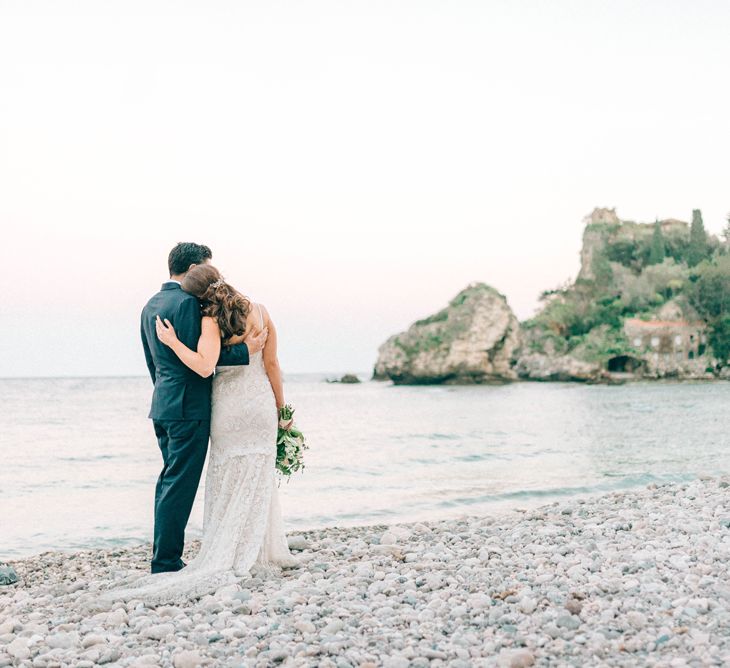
left=210, top=300, right=275, bottom=449
left=243, top=302, right=267, bottom=348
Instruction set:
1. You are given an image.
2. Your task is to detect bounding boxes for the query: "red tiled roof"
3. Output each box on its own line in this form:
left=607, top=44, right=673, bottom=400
left=624, top=318, right=701, bottom=328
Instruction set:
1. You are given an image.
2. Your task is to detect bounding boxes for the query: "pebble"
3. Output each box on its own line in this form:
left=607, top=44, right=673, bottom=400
left=322, top=619, right=344, bottom=635
left=6, top=638, right=30, bottom=660
left=380, top=531, right=398, bottom=545
left=81, top=633, right=106, bottom=648
left=497, top=649, right=535, bottom=667
left=106, top=607, right=129, bottom=626
left=46, top=631, right=78, bottom=649
left=173, top=650, right=205, bottom=668
left=0, top=618, right=20, bottom=635
left=422, top=649, right=448, bottom=659
left=627, top=610, right=647, bottom=629
left=287, top=535, right=309, bottom=551
left=556, top=614, right=581, bottom=630
left=0, top=565, right=19, bottom=586
left=295, top=620, right=316, bottom=634
left=518, top=597, right=537, bottom=614
left=565, top=598, right=583, bottom=615
left=141, top=623, right=175, bottom=640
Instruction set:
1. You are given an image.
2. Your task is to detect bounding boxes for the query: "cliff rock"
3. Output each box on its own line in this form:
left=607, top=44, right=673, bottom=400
left=373, top=283, right=521, bottom=384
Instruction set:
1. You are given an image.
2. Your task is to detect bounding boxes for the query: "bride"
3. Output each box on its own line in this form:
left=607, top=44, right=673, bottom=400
left=104, top=264, right=297, bottom=604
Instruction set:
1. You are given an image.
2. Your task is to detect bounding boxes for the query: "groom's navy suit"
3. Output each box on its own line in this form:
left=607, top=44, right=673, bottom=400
left=141, top=281, right=249, bottom=573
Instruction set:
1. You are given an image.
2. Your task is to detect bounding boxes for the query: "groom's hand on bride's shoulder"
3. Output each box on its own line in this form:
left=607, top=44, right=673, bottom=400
left=244, top=327, right=268, bottom=354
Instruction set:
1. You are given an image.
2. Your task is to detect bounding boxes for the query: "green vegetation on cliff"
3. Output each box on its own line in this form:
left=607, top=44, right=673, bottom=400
left=526, top=209, right=730, bottom=367
left=689, top=254, right=730, bottom=362
left=648, top=221, right=665, bottom=265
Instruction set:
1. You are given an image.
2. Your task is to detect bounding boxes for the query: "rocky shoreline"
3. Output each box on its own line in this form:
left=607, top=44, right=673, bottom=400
left=2, top=477, right=730, bottom=667
left=374, top=208, right=730, bottom=386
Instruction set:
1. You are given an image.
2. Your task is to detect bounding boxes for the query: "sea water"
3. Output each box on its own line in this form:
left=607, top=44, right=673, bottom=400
left=2, top=376, right=728, bottom=558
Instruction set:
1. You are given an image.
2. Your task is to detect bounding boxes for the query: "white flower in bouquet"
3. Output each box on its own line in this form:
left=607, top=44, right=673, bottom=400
left=276, top=404, right=308, bottom=479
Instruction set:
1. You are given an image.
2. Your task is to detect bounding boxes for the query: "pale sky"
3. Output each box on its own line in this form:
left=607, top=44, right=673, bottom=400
left=1, top=0, right=728, bottom=377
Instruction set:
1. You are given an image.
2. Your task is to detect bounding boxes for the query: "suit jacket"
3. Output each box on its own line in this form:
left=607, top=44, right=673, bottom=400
left=141, top=282, right=250, bottom=420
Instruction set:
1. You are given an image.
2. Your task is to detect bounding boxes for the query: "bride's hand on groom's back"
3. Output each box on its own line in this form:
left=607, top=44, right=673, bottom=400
left=156, top=316, right=179, bottom=347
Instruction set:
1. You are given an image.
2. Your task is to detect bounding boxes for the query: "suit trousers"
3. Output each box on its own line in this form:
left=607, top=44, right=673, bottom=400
left=151, top=419, right=210, bottom=573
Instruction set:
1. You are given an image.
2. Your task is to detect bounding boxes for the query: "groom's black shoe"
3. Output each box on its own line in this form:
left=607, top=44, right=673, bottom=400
left=151, top=559, right=186, bottom=574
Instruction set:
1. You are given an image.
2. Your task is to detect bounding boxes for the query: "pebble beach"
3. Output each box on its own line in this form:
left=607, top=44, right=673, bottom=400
left=2, top=477, right=730, bottom=668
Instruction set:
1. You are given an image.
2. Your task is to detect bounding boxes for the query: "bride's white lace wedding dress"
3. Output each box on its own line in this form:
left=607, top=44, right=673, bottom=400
left=102, top=306, right=297, bottom=605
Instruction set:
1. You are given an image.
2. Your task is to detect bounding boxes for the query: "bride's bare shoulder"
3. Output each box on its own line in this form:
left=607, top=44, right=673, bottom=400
left=245, top=302, right=267, bottom=328
left=248, top=301, right=269, bottom=315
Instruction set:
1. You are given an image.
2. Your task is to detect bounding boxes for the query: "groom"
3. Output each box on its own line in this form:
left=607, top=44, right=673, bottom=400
left=141, top=242, right=267, bottom=574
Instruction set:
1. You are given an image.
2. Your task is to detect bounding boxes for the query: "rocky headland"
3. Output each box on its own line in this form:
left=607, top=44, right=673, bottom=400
left=373, top=284, right=521, bottom=384
left=374, top=208, right=730, bottom=384
left=2, top=478, right=730, bottom=667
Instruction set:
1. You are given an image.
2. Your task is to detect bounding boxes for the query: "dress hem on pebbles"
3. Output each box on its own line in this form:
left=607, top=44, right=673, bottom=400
left=2, top=476, right=730, bottom=667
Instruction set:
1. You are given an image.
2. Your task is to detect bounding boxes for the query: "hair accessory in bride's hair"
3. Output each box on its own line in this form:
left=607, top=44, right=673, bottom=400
left=211, top=278, right=225, bottom=289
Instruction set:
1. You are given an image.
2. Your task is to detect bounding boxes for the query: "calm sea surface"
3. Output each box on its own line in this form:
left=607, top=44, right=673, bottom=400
left=1, top=376, right=728, bottom=559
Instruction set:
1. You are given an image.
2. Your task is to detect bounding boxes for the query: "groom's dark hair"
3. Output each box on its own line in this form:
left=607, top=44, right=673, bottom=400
left=168, top=242, right=212, bottom=276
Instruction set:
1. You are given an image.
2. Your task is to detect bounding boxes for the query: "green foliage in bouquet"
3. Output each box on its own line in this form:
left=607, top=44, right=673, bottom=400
left=276, top=404, right=308, bottom=479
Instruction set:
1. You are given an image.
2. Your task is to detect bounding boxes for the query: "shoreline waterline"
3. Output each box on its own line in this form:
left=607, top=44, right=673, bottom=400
left=4, top=376, right=730, bottom=560
left=3, top=470, right=706, bottom=562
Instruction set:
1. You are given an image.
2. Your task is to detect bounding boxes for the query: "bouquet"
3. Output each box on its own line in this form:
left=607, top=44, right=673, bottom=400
left=276, top=404, right=308, bottom=479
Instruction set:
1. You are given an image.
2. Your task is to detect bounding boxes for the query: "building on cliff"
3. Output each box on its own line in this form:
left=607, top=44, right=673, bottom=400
left=615, top=318, right=709, bottom=376
left=600, top=294, right=711, bottom=378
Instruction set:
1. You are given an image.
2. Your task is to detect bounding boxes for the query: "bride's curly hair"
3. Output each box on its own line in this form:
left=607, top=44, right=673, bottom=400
left=181, top=264, right=251, bottom=341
